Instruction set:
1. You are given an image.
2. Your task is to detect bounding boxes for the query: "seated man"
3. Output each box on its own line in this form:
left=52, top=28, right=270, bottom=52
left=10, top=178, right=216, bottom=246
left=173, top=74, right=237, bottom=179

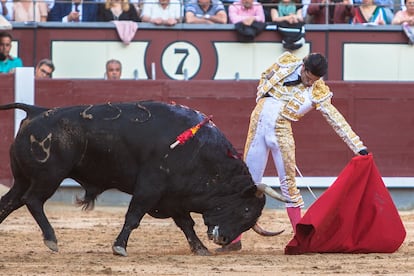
left=105, top=59, right=122, bottom=80
left=47, top=0, right=98, bottom=22
left=140, top=0, right=182, bottom=26
left=35, top=58, right=55, bottom=78
left=185, top=0, right=228, bottom=24
left=228, top=0, right=265, bottom=24
left=228, top=0, right=265, bottom=41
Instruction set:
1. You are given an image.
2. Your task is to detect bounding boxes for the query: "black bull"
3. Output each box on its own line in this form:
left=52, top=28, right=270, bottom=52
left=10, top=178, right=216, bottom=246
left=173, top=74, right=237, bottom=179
left=0, top=101, right=287, bottom=256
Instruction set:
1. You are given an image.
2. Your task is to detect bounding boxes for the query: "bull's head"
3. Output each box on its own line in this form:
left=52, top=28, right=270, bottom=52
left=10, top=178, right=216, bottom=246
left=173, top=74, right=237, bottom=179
left=202, top=181, right=291, bottom=246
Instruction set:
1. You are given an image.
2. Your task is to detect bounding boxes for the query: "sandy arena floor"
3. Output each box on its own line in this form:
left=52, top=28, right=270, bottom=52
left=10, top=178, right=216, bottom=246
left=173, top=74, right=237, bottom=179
left=0, top=186, right=412, bottom=276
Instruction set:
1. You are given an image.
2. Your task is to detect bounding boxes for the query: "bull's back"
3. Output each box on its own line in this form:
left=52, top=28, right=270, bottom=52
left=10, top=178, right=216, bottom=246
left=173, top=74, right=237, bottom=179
left=74, top=101, right=212, bottom=158
left=11, top=101, right=235, bottom=192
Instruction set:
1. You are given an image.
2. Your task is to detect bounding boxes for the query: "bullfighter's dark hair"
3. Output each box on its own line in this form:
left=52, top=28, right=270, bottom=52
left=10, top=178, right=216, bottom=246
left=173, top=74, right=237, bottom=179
left=303, top=53, right=328, bottom=77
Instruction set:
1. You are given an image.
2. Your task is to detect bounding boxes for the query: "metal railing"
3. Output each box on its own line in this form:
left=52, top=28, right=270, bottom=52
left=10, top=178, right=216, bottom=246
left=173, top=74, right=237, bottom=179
left=0, top=0, right=407, bottom=25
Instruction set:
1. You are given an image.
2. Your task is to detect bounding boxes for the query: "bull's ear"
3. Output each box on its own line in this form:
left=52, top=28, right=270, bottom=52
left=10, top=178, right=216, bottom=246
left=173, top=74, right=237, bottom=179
left=241, top=185, right=258, bottom=198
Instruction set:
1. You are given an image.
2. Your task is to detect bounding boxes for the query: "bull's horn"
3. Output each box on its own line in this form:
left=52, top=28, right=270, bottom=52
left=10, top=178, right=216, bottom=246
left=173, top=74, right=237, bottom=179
left=256, top=183, right=293, bottom=203
left=252, top=223, right=284, bottom=236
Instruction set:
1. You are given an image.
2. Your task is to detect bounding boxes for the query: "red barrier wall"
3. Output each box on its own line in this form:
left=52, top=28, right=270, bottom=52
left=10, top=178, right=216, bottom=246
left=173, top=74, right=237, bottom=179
left=0, top=77, right=413, bottom=186
left=0, top=74, right=16, bottom=186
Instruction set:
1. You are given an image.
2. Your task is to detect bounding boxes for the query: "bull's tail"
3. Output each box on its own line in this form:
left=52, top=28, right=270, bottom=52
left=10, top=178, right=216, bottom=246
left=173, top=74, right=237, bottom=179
left=0, top=103, right=49, bottom=118
left=75, top=195, right=96, bottom=211
left=75, top=187, right=102, bottom=211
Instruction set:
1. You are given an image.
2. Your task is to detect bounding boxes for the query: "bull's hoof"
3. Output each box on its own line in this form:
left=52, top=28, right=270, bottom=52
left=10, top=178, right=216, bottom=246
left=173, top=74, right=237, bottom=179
left=112, top=245, right=128, bottom=257
left=44, top=240, right=58, bottom=252
left=194, top=248, right=211, bottom=256
left=215, top=241, right=242, bottom=253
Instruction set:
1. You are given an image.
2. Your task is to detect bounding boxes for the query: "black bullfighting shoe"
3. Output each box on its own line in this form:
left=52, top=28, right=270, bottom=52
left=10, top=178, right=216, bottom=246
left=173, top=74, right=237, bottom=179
left=215, top=241, right=242, bottom=253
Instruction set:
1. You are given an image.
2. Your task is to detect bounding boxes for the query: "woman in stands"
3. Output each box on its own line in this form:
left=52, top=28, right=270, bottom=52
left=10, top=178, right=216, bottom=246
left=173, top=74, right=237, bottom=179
left=97, top=0, right=140, bottom=21
left=352, top=0, right=391, bottom=24
left=12, top=0, right=48, bottom=22
left=392, top=0, right=414, bottom=25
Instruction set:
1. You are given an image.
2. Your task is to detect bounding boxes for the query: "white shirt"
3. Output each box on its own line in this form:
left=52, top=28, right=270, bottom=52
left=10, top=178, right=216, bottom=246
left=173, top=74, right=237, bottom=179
left=284, top=65, right=302, bottom=83
left=141, top=0, right=181, bottom=20
left=62, top=1, right=83, bottom=22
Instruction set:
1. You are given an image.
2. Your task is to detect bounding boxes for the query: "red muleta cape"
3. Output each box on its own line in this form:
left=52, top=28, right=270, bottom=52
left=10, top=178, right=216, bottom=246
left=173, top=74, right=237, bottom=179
left=285, top=154, right=406, bottom=254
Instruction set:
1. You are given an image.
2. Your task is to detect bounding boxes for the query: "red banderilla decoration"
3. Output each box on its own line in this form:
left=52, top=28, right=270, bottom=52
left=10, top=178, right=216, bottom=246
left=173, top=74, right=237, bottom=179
left=170, top=115, right=213, bottom=149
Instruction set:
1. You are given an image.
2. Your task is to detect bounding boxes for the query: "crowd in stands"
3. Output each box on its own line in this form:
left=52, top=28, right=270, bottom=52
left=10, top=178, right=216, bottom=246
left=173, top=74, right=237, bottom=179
left=0, top=0, right=412, bottom=25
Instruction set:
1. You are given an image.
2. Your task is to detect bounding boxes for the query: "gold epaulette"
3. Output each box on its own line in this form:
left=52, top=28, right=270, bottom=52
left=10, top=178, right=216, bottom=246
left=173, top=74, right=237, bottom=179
left=277, top=52, right=302, bottom=66
left=257, top=52, right=302, bottom=100
left=311, top=79, right=333, bottom=104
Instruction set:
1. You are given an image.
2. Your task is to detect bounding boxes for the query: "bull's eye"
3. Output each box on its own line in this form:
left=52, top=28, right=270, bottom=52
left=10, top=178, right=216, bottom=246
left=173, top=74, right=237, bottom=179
left=245, top=207, right=249, bottom=212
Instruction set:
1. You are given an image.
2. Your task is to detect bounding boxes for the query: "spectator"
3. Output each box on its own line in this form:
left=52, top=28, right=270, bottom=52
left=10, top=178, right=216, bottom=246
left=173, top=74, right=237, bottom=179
left=270, top=0, right=303, bottom=23
left=105, top=59, right=122, bottom=79
left=97, top=0, right=139, bottom=21
left=35, top=58, right=55, bottom=78
left=351, top=0, right=394, bottom=22
left=351, top=0, right=391, bottom=24
left=47, top=0, right=98, bottom=22
left=12, top=0, right=48, bottom=22
left=392, top=0, right=414, bottom=25
left=270, top=0, right=305, bottom=50
left=140, top=0, right=182, bottom=26
left=228, top=0, right=265, bottom=23
left=229, top=0, right=265, bottom=42
left=307, top=0, right=353, bottom=24
left=185, top=0, right=228, bottom=24
left=0, top=31, right=22, bottom=74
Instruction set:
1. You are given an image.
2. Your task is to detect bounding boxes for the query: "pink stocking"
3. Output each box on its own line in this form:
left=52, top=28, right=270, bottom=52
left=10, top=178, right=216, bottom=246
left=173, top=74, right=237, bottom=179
left=286, top=207, right=301, bottom=233
left=232, top=234, right=242, bottom=243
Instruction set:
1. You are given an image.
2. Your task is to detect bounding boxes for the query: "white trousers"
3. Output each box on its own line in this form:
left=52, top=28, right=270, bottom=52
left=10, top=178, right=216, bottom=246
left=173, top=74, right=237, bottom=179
left=244, top=98, right=303, bottom=208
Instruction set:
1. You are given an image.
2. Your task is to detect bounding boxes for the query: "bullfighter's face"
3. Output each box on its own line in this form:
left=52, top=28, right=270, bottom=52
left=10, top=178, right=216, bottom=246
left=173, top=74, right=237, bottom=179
left=300, top=65, right=320, bottom=87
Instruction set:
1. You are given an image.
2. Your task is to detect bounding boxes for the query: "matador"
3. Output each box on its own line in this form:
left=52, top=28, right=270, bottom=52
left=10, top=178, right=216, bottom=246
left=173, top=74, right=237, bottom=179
left=217, top=51, right=368, bottom=253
